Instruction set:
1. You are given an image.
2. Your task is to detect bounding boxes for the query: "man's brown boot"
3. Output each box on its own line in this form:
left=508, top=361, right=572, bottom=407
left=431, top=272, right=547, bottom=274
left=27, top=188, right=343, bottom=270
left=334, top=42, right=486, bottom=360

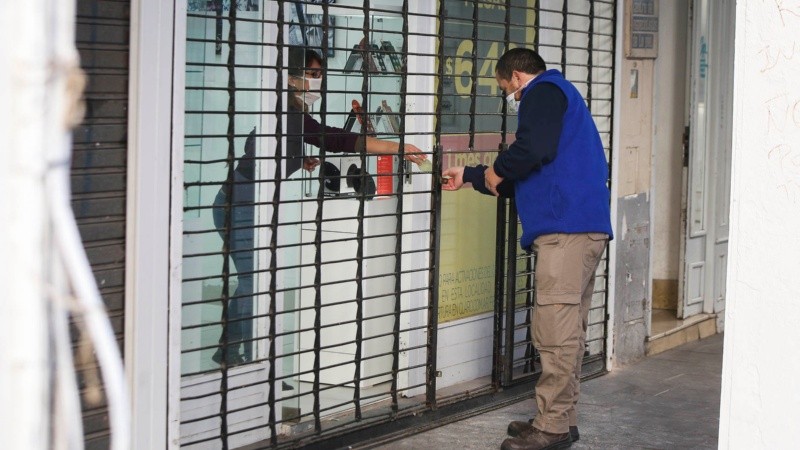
left=507, top=420, right=534, bottom=437
left=500, top=428, right=572, bottom=450
left=507, top=420, right=579, bottom=442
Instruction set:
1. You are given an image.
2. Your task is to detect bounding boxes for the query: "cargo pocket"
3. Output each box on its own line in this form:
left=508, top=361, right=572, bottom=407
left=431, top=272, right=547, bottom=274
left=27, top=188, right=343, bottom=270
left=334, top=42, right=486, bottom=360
left=533, top=233, right=582, bottom=305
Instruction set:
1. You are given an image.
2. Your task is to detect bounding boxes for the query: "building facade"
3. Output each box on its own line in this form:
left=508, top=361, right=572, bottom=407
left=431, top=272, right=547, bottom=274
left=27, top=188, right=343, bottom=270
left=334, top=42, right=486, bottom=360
left=70, top=0, right=734, bottom=448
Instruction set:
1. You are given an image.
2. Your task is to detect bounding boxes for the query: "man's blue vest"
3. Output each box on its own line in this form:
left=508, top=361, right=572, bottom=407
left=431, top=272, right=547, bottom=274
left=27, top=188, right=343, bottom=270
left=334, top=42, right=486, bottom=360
left=514, top=69, right=613, bottom=250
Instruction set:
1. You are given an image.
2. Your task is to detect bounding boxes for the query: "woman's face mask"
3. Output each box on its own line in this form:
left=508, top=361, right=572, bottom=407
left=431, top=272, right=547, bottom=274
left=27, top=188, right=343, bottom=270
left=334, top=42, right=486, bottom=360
left=302, top=76, right=322, bottom=106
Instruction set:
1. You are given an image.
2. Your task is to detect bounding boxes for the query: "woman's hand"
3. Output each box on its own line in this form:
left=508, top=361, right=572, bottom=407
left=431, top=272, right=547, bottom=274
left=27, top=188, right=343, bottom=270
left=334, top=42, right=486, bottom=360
left=303, top=157, right=320, bottom=172
left=365, top=138, right=428, bottom=165
left=401, top=143, right=428, bottom=166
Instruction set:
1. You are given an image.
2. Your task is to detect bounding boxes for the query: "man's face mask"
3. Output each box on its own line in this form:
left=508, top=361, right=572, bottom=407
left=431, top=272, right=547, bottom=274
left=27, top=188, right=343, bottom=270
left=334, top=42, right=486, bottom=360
left=504, top=76, right=533, bottom=114
left=505, top=89, right=521, bottom=114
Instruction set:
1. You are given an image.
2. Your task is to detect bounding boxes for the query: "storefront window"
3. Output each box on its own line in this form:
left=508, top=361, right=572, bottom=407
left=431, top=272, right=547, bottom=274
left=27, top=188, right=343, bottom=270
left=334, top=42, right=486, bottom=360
left=178, top=1, right=431, bottom=447
left=172, top=1, right=614, bottom=447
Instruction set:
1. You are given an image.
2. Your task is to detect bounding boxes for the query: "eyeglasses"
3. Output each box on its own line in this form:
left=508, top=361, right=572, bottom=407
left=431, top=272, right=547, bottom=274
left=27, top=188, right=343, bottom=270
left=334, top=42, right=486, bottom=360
left=304, top=69, right=322, bottom=79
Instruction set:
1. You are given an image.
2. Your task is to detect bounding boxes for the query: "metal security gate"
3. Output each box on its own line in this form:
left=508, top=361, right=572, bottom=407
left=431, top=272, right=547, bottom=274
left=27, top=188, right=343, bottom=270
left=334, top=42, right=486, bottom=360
left=73, top=1, right=132, bottom=447
left=494, top=0, right=616, bottom=387
left=170, top=1, right=615, bottom=448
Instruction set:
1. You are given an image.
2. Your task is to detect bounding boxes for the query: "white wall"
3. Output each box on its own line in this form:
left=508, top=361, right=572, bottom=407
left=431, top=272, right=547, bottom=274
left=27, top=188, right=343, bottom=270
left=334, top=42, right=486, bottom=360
left=651, top=0, right=688, bottom=281
left=719, top=1, right=800, bottom=448
left=618, top=58, right=653, bottom=198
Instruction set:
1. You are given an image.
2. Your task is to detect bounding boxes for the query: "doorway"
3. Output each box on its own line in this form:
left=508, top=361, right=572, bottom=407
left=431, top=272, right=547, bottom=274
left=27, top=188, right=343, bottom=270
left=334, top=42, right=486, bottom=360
left=651, top=0, right=734, bottom=342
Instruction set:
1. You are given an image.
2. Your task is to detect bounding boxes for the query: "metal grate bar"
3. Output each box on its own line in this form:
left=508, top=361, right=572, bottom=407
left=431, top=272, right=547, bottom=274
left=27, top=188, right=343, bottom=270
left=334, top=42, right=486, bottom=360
left=351, top=0, right=370, bottom=422
left=218, top=3, right=237, bottom=447
left=390, top=0, right=410, bottom=415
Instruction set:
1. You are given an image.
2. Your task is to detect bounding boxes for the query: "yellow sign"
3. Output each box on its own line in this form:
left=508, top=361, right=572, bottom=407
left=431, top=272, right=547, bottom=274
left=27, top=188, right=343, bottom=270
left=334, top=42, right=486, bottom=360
left=438, top=138, right=502, bottom=323
left=439, top=189, right=498, bottom=322
left=436, top=0, right=537, bottom=322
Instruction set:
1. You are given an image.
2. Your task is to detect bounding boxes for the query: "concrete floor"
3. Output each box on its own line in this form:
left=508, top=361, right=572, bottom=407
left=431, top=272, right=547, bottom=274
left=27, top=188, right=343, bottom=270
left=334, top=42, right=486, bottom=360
left=375, top=333, right=723, bottom=450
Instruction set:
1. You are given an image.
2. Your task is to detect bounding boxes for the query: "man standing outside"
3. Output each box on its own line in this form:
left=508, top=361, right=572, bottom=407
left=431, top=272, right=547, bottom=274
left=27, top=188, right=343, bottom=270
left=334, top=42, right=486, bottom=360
left=442, top=48, right=613, bottom=450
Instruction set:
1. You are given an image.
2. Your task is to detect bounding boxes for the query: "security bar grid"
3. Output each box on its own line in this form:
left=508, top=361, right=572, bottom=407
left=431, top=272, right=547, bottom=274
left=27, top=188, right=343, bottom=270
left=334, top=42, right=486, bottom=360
left=498, top=0, right=616, bottom=386
left=176, top=1, right=615, bottom=448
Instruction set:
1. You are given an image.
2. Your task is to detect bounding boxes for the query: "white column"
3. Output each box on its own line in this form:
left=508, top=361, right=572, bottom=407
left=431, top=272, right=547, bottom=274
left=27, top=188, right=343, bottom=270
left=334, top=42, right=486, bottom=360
left=0, top=1, right=51, bottom=449
left=719, top=1, right=800, bottom=448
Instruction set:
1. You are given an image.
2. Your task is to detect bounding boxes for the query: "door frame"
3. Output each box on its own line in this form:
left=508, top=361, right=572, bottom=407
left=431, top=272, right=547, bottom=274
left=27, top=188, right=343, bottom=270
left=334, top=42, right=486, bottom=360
left=679, top=0, right=734, bottom=320
left=125, top=0, right=174, bottom=448
left=679, top=0, right=710, bottom=319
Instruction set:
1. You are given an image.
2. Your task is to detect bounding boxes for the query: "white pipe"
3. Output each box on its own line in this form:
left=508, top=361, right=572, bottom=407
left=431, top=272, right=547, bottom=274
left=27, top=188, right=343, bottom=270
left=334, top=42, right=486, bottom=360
left=44, top=11, right=84, bottom=448
left=51, top=285, right=86, bottom=450
left=45, top=0, right=130, bottom=444
left=48, top=157, right=131, bottom=450
left=43, top=0, right=131, bottom=448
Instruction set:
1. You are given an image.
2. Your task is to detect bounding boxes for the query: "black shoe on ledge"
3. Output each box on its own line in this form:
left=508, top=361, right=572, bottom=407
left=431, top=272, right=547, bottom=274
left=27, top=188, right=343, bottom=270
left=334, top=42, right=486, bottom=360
left=500, top=428, right=572, bottom=450
left=508, top=420, right=579, bottom=442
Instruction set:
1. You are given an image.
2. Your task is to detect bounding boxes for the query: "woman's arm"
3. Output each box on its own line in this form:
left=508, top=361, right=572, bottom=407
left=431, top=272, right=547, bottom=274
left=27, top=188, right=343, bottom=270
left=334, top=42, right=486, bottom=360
left=365, top=137, right=427, bottom=165
left=303, top=113, right=427, bottom=165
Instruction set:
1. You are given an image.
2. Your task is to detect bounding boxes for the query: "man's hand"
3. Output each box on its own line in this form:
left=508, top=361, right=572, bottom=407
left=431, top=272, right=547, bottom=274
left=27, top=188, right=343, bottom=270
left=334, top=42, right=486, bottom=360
left=303, top=157, right=320, bottom=172
left=484, top=166, right=504, bottom=197
left=441, top=166, right=465, bottom=191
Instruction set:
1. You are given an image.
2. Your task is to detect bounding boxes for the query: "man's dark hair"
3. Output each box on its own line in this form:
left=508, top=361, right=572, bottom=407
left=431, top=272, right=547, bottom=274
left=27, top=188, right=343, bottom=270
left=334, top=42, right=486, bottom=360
left=495, top=48, right=546, bottom=80
left=287, top=46, right=324, bottom=77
